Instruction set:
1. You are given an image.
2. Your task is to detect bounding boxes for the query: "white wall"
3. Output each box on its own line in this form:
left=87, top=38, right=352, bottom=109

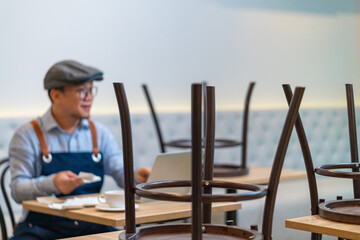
left=0, top=0, right=359, bottom=117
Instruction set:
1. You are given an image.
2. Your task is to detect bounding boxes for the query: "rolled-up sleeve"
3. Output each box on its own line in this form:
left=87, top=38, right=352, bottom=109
left=9, top=124, right=60, bottom=203
left=97, top=123, right=125, bottom=189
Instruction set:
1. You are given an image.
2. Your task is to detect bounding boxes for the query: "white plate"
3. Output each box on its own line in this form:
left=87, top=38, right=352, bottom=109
left=95, top=203, right=139, bottom=212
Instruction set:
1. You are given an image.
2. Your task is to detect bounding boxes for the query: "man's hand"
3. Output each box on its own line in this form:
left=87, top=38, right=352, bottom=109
left=135, top=167, right=151, bottom=183
left=53, top=171, right=84, bottom=194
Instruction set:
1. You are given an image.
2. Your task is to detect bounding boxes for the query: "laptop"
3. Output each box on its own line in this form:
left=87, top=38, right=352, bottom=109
left=139, top=151, right=193, bottom=203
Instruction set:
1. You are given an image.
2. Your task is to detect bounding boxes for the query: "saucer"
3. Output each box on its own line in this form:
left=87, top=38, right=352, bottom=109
left=95, top=203, right=139, bottom=212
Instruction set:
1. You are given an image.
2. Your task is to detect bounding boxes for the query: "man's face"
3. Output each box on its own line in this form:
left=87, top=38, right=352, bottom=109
left=55, top=81, right=95, bottom=119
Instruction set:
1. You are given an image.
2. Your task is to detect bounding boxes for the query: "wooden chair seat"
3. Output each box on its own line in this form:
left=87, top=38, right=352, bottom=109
left=318, top=199, right=360, bottom=225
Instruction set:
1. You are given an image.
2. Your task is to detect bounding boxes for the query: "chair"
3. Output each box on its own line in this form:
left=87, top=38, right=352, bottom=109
left=114, top=82, right=305, bottom=239
left=345, top=84, right=360, bottom=198
left=282, top=85, right=322, bottom=240
left=283, top=83, right=359, bottom=240
left=315, top=84, right=359, bottom=240
left=0, top=157, right=15, bottom=240
left=142, top=82, right=256, bottom=177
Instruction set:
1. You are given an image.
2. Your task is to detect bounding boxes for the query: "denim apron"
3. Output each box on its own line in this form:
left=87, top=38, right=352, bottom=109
left=12, top=120, right=116, bottom=240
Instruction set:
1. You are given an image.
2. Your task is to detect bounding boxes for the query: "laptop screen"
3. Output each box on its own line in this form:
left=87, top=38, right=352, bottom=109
left=146, top=150, right=192, bottom=194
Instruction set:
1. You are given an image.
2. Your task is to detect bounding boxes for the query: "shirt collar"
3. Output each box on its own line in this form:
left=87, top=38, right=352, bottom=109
left=41, top=108, right=90, bottom=132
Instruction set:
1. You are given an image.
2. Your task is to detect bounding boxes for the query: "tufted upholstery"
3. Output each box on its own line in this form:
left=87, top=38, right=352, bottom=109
left=0, top=108, right=357, bottom=170
left=94, top=108, right=360, bottom=172
left=0, top=108, right=358, bottom=239
left=95, top=108, right=359, bottom=172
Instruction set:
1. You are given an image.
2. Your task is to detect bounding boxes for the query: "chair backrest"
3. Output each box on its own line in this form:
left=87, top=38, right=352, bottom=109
left=202, top=84, right=215, bottom=224
left=142, top=84, right=166, bottom=153
left=116, top=83, right=211, bottom=235
left=283, top=84, right=359, bottom=240
left=261, top=86, right=305, bottom=239
left=345, top=84, right=360, bottom=198
left=0, top=158, right=8, bottom=240
left=240, top=82, right=255, bottom=169
left=0, top=203, right=6, bottom=240
left=284, top=83, right=359, bottom=220
left=191, top=83, right=205, bottom=239
left=117, top=82, right=305, bottom=240
left=142, top=82, right=256, bottom=168
left=282, top=85, right=322, bottom=240
left=117, top=82, right=218, bottom=238
left=113, top=83, right=137, bottom=234
left=0, top=157, right=15, bottom=240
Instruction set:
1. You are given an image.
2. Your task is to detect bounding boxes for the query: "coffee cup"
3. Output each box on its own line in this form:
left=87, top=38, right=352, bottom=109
left=98, top=190, right=125, bottom=208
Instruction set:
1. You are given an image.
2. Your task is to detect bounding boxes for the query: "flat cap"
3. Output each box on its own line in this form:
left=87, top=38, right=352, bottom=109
left=44, top=60, right=103, bottom=89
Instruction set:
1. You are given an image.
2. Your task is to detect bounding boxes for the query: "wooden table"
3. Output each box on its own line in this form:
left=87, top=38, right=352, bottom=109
left=23, top=197, right=242, bottom=227
left=285, top=215, right=360, bottom=239
left=216, top=165, right=307, bottom=222
left=23, top=166, right=305, bottom=229
left=57, top=166, right=306, bottom=240
left=62, top=230, right=124, bottom=240
left=215, top=166, right=306, bottom=184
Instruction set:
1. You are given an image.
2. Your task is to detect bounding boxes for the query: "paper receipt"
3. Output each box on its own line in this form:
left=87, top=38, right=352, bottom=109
left=78, top=171, right=101, bottom=183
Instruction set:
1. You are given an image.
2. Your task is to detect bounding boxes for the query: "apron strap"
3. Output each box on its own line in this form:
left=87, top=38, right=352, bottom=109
left=31, top=119, right=101, bottom=163
left=88, top=120, right=101, bottom=162
left=31, top=120, right=52, bottom=162
left=88, top=119, right=99, bottom=155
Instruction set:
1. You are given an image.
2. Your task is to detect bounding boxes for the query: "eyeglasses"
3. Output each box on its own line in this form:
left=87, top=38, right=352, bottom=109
left=75, top=86, right=98, bottom=100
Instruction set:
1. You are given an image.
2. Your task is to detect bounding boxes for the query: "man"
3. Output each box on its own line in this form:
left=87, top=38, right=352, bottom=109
left=9, top=60, right=151, bottom=239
